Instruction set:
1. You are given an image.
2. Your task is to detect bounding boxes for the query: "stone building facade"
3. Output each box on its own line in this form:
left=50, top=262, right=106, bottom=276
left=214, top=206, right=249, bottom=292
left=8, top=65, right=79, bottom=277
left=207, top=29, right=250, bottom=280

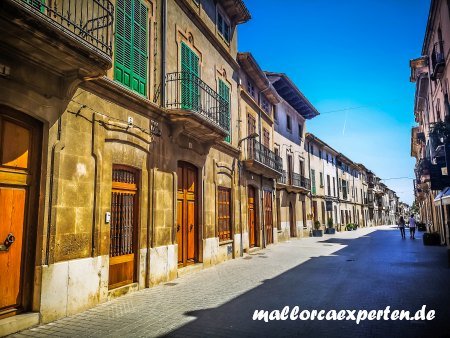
left=0, top=0, right=406, bottom=335
left=269, top=73, right=319, bottom=241
left=410, top=0, right=450, bottom=249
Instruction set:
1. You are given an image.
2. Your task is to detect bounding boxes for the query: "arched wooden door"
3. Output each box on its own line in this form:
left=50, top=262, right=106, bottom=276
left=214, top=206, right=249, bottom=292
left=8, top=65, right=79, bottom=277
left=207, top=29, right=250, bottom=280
left=248, top=186, right=257, bottom=248
left=0, top=111, right=41, bottom=318
left=289, top=202, right=295, bottom=237
left=177, top=162, right=198, bottom=266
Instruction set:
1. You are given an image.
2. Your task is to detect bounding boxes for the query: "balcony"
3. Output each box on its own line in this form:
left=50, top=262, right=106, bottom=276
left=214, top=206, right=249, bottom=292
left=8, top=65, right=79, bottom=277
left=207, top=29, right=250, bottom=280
left=430, top=42, right=445, bottom=81
left=277, top=171, right=310, bottom=192
left=0, top=0, right=114, bottom=124
left=165, top=72, right=230, bottom=142
left=1, top=0, right=113, bottom=75
left=241, top=138, right=282, bottom=179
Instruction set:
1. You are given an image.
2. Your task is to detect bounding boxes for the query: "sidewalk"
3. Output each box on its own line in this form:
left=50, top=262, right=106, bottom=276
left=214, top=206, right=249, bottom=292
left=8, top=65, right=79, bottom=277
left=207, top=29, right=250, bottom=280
left=10, top=226, right=450, bottom=337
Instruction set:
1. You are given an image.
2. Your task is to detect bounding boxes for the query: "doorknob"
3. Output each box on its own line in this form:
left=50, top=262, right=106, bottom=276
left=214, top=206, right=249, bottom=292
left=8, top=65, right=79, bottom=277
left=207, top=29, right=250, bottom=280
left=0, top=233, right=15, bottom=252
left=189, top=224, right=194, bottom=231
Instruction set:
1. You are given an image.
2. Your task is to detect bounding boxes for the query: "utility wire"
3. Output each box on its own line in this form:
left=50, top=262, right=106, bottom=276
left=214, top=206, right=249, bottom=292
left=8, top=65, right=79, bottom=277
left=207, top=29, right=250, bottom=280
left=319, top=98, right=401, bottom=115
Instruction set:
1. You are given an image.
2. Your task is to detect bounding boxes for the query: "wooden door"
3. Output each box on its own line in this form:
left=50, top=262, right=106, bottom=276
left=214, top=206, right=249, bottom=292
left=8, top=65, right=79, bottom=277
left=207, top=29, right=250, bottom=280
left=109, top=166, right=139, bottom=289
left=0, top=113, right=40, bottom=317
left=289, top=202, right=295, bottom=237
left=248, top=186, right=257, bottom=248
left=177, top=162, right=197, bottom=266
left=264, top=190, right=273, bottom=245
left=247, top=114, right=256, bottom=156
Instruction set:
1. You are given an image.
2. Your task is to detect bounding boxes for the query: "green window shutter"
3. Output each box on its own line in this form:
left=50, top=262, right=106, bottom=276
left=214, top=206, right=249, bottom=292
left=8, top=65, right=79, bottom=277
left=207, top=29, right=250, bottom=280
left=23, top=0, right=45, bottom=13
left=114, top=0, right=148, bottom=96
left=311, top=170, right=316, bottom=195
left=132, top=0, right=148, bottom=95
left=218, top=79, right=230, bottom=142
left=181, top=42, right=199, bottom=110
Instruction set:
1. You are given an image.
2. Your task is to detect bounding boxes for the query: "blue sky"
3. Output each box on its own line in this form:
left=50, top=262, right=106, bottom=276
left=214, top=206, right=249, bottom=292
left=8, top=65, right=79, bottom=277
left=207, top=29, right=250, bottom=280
left=238, top=0, right=431, bottom=205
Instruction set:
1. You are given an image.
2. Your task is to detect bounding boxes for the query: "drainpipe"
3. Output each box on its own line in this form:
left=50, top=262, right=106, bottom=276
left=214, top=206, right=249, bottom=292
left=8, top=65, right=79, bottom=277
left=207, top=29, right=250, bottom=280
left=237, top=84, right=244, bottom=257
left=161, top=0, right=167, bottom=105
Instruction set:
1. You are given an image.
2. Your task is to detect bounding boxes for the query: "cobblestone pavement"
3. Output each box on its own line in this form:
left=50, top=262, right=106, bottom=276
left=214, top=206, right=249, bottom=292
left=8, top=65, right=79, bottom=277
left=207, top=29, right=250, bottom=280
left=10, top=226, right=450, bottom=338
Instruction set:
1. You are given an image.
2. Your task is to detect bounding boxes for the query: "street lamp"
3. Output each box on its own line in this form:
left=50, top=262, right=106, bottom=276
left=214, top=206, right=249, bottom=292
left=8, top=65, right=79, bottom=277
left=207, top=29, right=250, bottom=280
left=238, top=132, right=259, bottom=148
left=237, top=132, right=259, bottom=257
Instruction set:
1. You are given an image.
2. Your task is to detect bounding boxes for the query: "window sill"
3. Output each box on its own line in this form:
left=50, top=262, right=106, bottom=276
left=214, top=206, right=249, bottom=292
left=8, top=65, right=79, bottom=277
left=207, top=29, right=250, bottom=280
left=219, top=239, right=233, bottom=245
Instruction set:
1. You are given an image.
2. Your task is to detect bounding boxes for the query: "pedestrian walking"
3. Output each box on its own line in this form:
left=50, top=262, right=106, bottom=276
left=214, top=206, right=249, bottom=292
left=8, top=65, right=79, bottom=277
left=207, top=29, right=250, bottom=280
left=409, top=214, right=416, bottom=239
left=398, top=216, right=406, bottom=239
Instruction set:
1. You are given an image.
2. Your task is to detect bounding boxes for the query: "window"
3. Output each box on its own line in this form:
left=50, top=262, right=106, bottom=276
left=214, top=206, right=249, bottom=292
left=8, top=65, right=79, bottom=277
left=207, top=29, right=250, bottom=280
left=261, top=96, right=270, bottom=114
left=180, top=42, right=200, bottom=110
left=311, top=169, right=316, bottom=195
left=299, top=160, right=305, bottom=176
left=339, top=178, right=342, bottom=191
left=217, top=11, right=230, bottom=42
left=319, top=150, right=322, bottom=160
left=298, top=123, right=303, bottom=139
left=327, top=175, right=331, bottom=196
left=333, top=177, right=336, bottom=196
left=436, top=98, right=441, bottom=121
left=218, top=79, right=231, bottom=142
left=274, top=106, right=278, bottom=122
left=115, top=0, right=148, bottom=96
left=263, top=128, right=270, bottom=148
left=247, top=80, right=255, bottom=98
left=286, top=115, right=292, bottom=131
left=218, top=187, right=232, bottom=241
left=319, top=172, right=323, bottom=187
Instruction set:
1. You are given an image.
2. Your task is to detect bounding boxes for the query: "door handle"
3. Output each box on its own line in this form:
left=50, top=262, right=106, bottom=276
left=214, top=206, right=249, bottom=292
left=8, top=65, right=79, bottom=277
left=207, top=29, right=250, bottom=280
left=0, top=233, right=15, bottom=252
left=177, top=224, right=180, bottom=232
left=189, top=224, right=194, bottom=232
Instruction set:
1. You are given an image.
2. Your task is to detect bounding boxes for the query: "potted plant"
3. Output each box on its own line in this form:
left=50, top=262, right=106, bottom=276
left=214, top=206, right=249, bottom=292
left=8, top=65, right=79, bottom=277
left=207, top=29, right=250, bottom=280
left=325, top=218, right=335, bottom=234
left=346, top=223, right=353, bottom=231
left=312, top=221, right=323, bottom=237
left=423, top=232, right=440, bottom=245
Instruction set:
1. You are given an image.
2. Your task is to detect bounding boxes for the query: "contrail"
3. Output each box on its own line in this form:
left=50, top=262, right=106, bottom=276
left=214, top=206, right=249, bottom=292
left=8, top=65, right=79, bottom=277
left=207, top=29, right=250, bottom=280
left=342, top=111, right=348, bottom=135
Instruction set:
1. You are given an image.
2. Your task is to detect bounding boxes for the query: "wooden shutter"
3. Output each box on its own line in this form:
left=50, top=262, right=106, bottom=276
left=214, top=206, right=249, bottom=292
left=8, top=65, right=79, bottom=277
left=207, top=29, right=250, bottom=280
left=263, top=128, right=270, bottom=148
left=181, top=42, right=200, bottom=110
left=115, top=0, right=148, bottom=96
left=217, top=187, right=231, bottom=241
left=219, top=79, right=230, bottom=142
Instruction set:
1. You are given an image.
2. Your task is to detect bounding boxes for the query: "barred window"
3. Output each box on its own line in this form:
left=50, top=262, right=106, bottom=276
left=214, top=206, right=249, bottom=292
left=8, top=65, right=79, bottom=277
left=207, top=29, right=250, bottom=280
left=218, top=187, right=232, bottom=241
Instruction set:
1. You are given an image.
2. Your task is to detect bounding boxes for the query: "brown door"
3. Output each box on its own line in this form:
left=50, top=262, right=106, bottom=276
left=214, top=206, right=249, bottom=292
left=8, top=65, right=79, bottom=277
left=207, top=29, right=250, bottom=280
left=302, top=201, right=307, bottom=228
left=0, top=112, right=41, bottom=317
left=109, top=166, right=139, bottom=289
left=248, top=186, right=257, bottom=248
left=289, top=202, right=295, bottom=237
left=313, top=201, right=318, bottom=222
left=177, top=162, right=198, bottom=266
left=264, top=190, right=273, bottom=244
left=287, top=155, right=292, bottom=185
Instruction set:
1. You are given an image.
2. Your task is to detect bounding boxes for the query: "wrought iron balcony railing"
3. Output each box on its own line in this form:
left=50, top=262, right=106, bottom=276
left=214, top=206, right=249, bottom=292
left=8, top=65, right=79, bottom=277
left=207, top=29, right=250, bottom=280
left=277, top=171, right=311, bottom=190
left=292, top=172, right=311, bottom=190
left=243, top=138, right=282, bottom=173
left=15, top=0, right=114, bottom=57
left=431, top=41, right=445, bottom=80
left=165, top=72, right=230, bottom=133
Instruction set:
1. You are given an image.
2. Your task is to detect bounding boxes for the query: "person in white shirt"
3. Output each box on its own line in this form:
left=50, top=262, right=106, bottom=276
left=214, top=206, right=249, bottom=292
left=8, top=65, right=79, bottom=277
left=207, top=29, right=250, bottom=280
left=409, top=214, right=416, bottom=239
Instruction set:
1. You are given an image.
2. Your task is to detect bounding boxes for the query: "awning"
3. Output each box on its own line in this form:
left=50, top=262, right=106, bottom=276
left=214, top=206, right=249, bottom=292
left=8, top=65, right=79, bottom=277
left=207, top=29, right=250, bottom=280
left=434, top=187, right=450, bottom=205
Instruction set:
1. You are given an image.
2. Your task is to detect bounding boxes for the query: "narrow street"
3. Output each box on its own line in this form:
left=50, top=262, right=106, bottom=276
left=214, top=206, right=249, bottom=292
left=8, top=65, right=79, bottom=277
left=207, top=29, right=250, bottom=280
left=10, top=226, right=450, bottom=338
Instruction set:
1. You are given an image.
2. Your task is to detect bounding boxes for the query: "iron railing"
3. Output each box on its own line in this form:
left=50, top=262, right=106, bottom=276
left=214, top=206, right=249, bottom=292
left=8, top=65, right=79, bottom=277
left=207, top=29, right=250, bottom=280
left=15, top=0, right=114, bottom=57
left=291, top=172, right=311, bottom=189
left=243, top=138, right=282, bottom=173
left=431, top=41, right=445, bottom=79
left=165, top=72, right=230, bottom=133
